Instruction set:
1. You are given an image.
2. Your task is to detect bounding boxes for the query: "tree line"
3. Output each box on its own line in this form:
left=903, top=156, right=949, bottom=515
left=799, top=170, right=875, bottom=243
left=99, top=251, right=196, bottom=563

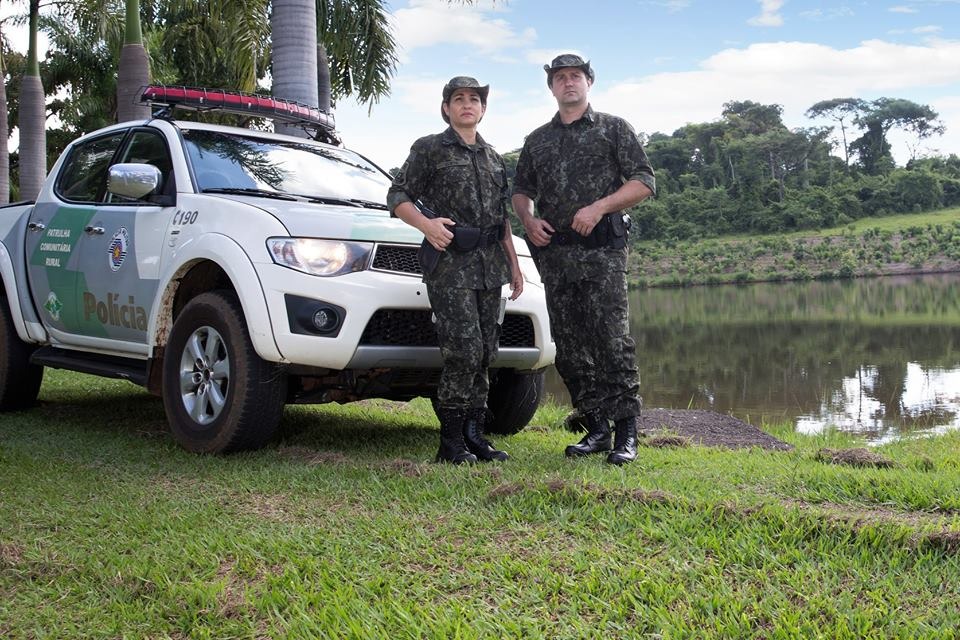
left=3, top=1, right=956, bottom=239
left=502, top=97, right=957, bottom=241
left=1, top=0, right=399, bottom=203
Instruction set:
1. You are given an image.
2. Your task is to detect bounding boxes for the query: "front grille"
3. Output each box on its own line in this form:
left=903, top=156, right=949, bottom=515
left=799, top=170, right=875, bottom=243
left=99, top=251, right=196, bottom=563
left=360, top=310, right=535, bottom=347
left=372, top=244, right=421, bottom=275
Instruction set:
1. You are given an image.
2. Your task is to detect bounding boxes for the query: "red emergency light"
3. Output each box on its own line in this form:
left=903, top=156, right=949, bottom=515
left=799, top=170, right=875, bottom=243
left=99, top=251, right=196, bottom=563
left=140, top=85, right=338, bottom=143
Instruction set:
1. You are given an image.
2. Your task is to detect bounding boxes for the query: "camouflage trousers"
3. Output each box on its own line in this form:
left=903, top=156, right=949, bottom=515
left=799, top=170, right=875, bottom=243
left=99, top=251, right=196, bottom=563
left=427, top=284, right=502, bottom=409
left=544, top=250, right=641, bottom=422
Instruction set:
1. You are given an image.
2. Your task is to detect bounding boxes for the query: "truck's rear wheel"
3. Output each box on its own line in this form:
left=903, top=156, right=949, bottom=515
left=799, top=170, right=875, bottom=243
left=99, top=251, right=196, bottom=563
left=162, top=291, right=286, bottom=453
left=0, top=299, right=43, bottom=410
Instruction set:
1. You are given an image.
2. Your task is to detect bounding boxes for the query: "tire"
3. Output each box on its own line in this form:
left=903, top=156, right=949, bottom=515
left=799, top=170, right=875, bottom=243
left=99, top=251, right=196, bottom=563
left=162, top=291, right=286, bottom=453
left=485, top=368, right=544, bottom=435
left=0, top=298, right=43, bottom=411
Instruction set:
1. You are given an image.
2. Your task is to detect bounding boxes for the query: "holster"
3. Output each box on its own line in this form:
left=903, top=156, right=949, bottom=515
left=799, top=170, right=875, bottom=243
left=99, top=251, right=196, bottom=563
left=550, top=213, right=627, bottom=250
left=523, top=234, right=542, bottom=271
left=418, top=239, right=441, bottom=276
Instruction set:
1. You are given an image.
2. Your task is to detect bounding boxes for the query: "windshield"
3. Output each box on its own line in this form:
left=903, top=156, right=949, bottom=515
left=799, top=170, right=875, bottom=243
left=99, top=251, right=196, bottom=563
left=182, top=129, right=391, bottom=205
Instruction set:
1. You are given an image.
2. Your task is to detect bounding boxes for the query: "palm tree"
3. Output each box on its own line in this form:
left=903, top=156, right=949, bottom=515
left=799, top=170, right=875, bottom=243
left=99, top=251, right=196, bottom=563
left=270, top=0, right=317, bottom=137
left=18, top=0, right=46, bottom=200
left=315, top=0, right=396, bottom=107
left=117, top=0, right=150, bottom=122
left=0, top=27, right=10, bottom=204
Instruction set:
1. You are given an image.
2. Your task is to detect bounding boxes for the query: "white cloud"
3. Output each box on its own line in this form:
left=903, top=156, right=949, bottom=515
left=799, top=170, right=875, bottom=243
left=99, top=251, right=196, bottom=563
left=912, top=25, right=943, bottom=33
left=392, top=0, right=535, bottom=62
left=641, top=0, right=691, bottom=11
left=341, top=38, right=960, bottom=170
left=800, top=7, right=854, bottom=20
left=589, top=39, right=960, bottom=163
left=748, top=0, right=786, bottom=27
left=889, top=5, right=918, bottom=12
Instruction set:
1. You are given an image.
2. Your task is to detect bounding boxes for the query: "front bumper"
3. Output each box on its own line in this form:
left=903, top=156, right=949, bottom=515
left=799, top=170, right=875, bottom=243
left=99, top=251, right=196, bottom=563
left=258, top=258, right=555, bottom=371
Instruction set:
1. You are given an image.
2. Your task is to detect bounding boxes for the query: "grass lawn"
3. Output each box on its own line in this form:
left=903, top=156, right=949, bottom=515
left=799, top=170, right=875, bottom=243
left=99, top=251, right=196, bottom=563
left=2, top=369, right=960, bottom=639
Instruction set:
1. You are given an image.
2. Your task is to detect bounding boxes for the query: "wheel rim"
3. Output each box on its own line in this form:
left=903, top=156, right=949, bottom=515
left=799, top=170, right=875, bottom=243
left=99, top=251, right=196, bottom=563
left=178, top=325, right=230, bottom=426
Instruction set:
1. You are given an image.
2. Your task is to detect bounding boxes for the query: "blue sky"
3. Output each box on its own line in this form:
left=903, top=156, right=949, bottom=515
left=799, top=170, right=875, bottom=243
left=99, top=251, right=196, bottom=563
left=334, top=0, right=960, bottom=171
left=4, top=0, right=959, bottom=172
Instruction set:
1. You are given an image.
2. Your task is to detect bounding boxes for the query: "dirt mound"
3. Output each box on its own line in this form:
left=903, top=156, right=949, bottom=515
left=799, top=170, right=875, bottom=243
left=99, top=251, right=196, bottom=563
left=567, top=408, right=792, bottom=450
left=815, top=447, right=898, bottom=468
left=637, top=409, right=793, bottom=451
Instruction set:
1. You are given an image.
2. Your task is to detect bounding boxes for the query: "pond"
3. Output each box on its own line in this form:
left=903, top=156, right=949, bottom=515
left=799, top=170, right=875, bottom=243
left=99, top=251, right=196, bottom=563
left=542, top=273, right=960, bottom=443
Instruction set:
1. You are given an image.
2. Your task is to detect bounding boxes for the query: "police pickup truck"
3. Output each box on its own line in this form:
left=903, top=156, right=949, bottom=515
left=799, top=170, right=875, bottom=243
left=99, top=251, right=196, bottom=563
left=0, top=86, right=555, bottom=453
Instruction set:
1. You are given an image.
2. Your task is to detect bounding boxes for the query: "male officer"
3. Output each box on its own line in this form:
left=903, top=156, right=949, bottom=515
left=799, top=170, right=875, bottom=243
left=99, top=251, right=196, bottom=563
left=512, top=54, right=655, bottom=465
left=388, top=77, right=523, bottom=464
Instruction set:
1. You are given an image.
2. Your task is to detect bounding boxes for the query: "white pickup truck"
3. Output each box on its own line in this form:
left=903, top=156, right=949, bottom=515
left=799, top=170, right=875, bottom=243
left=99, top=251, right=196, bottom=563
left=0, top=87, right=555, bottom=453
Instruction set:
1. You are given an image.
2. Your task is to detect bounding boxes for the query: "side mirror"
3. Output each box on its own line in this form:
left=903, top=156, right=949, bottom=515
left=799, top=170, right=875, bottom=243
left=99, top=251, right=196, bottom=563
left=107, top=163, right=163, bottom=200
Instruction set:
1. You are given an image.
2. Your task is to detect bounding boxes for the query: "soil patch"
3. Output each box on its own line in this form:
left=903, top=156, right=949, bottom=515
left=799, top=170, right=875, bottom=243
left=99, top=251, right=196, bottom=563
left=566, top=408, right=791, bottom=450
left=638, top=409, right=793, bottom=451
left=816, top=447, right=898, bottom=468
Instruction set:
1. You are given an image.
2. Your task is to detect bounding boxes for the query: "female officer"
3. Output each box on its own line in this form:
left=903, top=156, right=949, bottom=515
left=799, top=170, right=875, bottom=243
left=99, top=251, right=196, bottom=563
left=387, top=76, right=523, bottom=464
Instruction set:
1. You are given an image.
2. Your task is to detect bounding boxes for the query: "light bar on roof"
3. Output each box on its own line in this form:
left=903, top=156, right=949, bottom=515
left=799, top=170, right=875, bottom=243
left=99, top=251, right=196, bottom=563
left=140, top=85, right=336, bottom=133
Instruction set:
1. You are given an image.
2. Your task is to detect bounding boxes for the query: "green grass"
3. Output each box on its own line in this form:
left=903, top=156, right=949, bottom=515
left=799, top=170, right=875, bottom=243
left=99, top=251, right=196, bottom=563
left=3, top=370, right=960, bottom=638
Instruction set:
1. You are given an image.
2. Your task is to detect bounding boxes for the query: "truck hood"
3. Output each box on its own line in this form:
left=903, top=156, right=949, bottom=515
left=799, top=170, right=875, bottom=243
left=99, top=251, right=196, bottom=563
left=212, top=194, right=531, bottom=256
left=213, top=194, right=423, bottom=245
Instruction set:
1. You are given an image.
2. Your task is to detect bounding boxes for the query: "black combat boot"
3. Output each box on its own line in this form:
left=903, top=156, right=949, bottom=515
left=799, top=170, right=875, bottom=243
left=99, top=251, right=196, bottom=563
left=463, top=408, right=509, bottom=462
left=564, top=409, right=612, bottom=457
left=606, top=415, right=640, bottom=465
left=435, top=407, right=478, bottom=465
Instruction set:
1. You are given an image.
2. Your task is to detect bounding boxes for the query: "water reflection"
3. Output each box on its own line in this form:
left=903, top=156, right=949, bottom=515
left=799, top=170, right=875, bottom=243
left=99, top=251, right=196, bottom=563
left=543, top=274, right=960, bottom=442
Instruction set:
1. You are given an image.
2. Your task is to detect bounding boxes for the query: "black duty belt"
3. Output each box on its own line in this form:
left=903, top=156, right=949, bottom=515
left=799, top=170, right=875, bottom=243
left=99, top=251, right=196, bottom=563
left=545, top=213, right=628, bottom=250
left=449, top=224, right=504, bottom=252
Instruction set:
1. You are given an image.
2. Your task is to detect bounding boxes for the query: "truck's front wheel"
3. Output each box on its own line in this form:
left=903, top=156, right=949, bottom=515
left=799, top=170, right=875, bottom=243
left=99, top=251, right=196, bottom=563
left=485, top=368, right=545, bottom=435
left=0, top=299, right=43, bottom=410
left=162, top=291, right=286, bottom=453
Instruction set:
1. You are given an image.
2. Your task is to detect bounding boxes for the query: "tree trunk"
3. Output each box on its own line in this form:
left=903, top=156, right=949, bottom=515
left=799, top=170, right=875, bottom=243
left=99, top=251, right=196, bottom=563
left=19, top=1, right=46, bottom=201
left=117, top=0, right=151, bottom=122
left=317, top=43, right=331, bottom=113
left=18, top=75, right=46, bottom=200
left=839, top=120, right=849, bottom=169
left=271, top=0, right=318, bottom=138
left=0, top=36, right=9, bottom=204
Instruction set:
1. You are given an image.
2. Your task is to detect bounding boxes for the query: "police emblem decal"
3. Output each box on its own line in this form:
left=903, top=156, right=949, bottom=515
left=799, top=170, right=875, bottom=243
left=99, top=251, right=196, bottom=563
left=108, top=228, right=129, bottom=271
left=44, top=291, right=63, bottom=321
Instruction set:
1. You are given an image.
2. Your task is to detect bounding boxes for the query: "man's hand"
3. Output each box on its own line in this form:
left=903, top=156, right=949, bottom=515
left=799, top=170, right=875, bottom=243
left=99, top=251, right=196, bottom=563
left=423, top=217, right=455, bottom=251
left=508, top=268, right=524, bottom=300
left=522, top=217, right=555, bottom=247
left=571, top=202, right=604, bottom=236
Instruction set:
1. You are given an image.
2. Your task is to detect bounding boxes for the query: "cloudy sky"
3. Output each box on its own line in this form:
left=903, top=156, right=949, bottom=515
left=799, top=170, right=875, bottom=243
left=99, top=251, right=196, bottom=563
left=3, top=0, right=959, bottom=172
left=333, top=0, right=960, bottom=171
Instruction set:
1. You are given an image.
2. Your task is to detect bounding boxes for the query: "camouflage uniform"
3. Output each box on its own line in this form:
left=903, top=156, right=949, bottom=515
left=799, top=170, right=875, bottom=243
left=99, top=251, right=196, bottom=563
left=513, top=105, right=655, bottom=422
left=387, top=127, right=511, bottom=409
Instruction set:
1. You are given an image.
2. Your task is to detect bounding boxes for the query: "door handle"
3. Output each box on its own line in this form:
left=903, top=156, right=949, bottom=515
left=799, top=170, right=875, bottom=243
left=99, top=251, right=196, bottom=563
left=27, top=221, right=46, bottom=232
left=84, top=225, right=106, bottom=235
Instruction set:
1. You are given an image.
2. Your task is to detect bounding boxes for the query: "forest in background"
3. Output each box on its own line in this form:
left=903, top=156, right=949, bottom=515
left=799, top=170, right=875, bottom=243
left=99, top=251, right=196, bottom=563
left=2, top=2, right=956, bottom=236
left=504, top=97, right=959, bottom=243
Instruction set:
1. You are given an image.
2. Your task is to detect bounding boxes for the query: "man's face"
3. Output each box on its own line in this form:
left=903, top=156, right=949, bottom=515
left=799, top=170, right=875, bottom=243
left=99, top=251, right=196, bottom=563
left=442, top=89, right=485, bottom=127
left=549, top=68, right=591, bottom=107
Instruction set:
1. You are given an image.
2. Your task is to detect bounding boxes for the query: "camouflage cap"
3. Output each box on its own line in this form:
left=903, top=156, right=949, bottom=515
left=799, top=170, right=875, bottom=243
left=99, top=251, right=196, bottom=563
left=441, top=76, right=489, bottom=123
left=543, top=53, right=595, bottom=87
left=442, top=76, right=490, bottom=103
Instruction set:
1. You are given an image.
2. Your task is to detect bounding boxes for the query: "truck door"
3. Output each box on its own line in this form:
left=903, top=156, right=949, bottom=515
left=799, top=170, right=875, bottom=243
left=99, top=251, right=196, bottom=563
left=25, top=130, right=126, bottom=342
left=71, top=128, right=175, bottom=347
left=26, top=127, right=175, bottom=351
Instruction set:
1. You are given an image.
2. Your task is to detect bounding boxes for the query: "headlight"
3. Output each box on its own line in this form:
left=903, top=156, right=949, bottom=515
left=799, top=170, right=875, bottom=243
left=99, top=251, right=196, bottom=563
left=267, top=238, right=373, bottom=276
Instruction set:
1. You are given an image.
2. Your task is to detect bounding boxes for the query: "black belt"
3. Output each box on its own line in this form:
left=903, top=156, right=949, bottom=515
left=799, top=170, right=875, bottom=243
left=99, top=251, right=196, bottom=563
left=450, top=224, right=504, bottom=252
left=547, top=213, right=627, bottom=250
